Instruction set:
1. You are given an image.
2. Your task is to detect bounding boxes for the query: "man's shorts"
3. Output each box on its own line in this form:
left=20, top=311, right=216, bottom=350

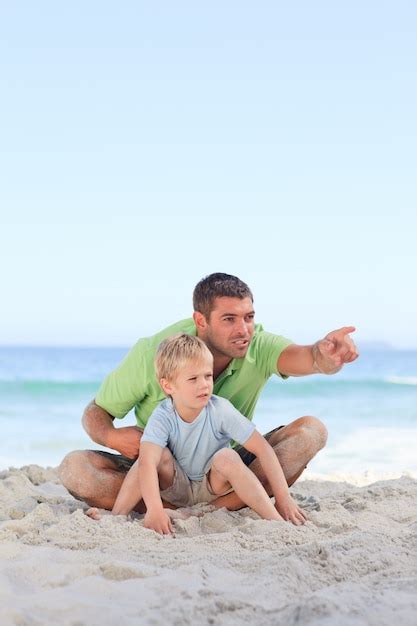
left=233, top=425, right=284, bottom=466
left=93, top=425, right=285, bottom=476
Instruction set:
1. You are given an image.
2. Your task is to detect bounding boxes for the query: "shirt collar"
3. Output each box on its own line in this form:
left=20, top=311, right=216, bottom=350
left=215, top=356, right=244, bottom=385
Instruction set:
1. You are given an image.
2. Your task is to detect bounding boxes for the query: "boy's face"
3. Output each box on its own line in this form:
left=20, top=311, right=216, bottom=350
left=161, top=354, right=214, bottom=415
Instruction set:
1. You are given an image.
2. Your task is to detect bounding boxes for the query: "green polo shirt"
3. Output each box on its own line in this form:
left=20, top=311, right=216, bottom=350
left=95, top=318, right=293, bottom=429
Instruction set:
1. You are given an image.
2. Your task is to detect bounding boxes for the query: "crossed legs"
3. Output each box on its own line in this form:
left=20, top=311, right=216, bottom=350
left=58, top=415, right=327, bottom=511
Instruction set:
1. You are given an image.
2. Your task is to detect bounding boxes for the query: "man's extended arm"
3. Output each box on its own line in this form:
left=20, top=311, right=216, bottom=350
left=82, top=399, right=142, bottom=459
left=277, top=326, right=359, bottom=377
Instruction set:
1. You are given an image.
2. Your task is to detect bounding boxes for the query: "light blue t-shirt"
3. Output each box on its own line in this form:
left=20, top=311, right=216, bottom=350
left=141, top=395, right=256, bottom=480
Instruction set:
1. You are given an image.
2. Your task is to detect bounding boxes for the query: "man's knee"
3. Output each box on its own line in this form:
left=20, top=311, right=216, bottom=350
left=58, top=450, right=83, bottom=482
left=296, top=416, right=328, bottom=451
left=58, top=450, right=99, bottom=496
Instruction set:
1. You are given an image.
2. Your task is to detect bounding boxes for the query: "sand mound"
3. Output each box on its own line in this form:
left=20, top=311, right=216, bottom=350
left=1, top=466, right=417, bottom=625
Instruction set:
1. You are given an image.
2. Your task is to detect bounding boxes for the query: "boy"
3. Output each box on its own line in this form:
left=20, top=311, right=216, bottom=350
left=91, top=333, right=306, bottom=534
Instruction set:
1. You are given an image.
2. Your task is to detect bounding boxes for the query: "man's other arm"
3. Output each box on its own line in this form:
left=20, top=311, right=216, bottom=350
left=82, top=400, right=142, bottom=459
left=277, top=326, right=359, bottom=377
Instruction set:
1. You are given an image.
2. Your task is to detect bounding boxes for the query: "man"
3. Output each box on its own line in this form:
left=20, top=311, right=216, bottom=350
left=59, top=273, right=358, bottom=518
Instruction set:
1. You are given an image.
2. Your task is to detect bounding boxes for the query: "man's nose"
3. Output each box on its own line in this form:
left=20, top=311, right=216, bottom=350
left=235, top=319, right=249, bottom=336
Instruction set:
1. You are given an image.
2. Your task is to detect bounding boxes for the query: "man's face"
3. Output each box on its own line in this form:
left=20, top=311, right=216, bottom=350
left=198, top=296, right=255, bottom=360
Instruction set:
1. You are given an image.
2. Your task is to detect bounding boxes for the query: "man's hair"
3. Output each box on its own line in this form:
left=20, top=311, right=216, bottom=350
left=193, top=273, right=253, bottom=319
left=155, top=333, right=213, bottom=382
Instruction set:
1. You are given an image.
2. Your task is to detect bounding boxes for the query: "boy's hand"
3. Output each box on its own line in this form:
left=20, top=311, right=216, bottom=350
left=275, top=495, right=307, bottom=526
left=144, top=508, right=174, bottom=535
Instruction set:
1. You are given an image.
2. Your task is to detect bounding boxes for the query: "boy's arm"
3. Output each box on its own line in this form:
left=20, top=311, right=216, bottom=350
left=112, top=458, right=143, bottom=516
left=243, top=431, right=306, bottom=525
left=138, top=442, right=174, bottom=535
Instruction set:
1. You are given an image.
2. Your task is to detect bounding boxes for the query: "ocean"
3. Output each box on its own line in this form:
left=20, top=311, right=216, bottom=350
left=1, top=346, right=416, bottom=478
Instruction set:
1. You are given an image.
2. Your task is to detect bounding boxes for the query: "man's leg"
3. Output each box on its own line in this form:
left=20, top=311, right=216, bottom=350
left=211, top=415, right=328, bottom=511
left=59, top=446, right=181, bottom=512
left=58, top=450, right=137, bottom=510
left=86, top=447, right=179, bottom=519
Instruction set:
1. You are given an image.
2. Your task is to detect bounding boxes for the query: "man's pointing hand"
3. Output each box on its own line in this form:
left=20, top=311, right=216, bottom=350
left=313, top=326, right=359, bottom=374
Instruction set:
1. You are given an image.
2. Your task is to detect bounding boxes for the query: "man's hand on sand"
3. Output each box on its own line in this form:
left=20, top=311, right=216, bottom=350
left=275, top=496, right=307, bottom=526
left=313, top=326, right=358, bottom=374
left=105, top=426, right=142, bottom=458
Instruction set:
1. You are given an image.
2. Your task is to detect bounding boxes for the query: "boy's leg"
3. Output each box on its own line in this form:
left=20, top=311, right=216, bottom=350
left=86, top=456, right=142, bottom=519
left=211, top=415, right=327, bottom=511
left=87, top=448, right=177, bottom=519
left=156, top=447, right=176, bottom=490
left=209, top=449, right=281, bottom=521
left=114, top=447, right=176, bottom=513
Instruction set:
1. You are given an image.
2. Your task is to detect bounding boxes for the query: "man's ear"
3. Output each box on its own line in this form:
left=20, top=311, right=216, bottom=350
left=160, top=378, right=173, bottom=396
left=193, top=311, right=208, bottom=331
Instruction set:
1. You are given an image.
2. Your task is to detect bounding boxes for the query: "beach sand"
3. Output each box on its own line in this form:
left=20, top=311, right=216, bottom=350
left=1, top=466, right=417, bottom=626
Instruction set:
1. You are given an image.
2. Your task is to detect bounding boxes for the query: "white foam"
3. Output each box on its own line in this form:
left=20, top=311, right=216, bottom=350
left=304, top=425, right=417, bottom=479
left=385, top=375, right=417, bottom=385
left=301, top=468, right=417, bottom=486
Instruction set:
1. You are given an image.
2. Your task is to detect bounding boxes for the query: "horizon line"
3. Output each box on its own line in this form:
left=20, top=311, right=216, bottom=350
left=1, top=342, right=416, bottom=352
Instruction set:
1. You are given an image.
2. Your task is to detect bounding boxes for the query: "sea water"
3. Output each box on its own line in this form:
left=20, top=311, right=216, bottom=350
left=1, top=346, right=416, bottom=477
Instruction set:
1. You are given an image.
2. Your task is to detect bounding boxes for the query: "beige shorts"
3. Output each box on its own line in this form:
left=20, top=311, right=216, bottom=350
left=160, top=459, right=233, bottom=508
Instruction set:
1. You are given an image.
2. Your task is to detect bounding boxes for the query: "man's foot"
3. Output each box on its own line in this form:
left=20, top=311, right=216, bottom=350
left=85, top=507, right=107, bottom=520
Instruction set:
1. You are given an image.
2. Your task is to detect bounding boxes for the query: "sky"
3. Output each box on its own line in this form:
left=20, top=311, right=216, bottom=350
left=1, top=1, right=416, bottom=348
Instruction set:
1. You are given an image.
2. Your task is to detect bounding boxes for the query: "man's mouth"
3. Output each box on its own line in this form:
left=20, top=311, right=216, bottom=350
left=231, top=339, right=249, bottom=347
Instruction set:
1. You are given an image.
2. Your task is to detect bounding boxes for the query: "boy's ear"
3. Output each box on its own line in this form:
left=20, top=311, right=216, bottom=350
left=160, top=378, right=173, bottom=395
left=193, top=311, right=208, bottom=331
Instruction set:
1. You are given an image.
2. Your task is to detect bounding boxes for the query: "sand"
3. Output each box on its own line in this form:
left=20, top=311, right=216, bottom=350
left=1, top=465, right=417, bottom=626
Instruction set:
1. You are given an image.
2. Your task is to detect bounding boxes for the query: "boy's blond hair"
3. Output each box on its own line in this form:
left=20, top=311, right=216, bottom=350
left=155, top=333, right=213, bottom=382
